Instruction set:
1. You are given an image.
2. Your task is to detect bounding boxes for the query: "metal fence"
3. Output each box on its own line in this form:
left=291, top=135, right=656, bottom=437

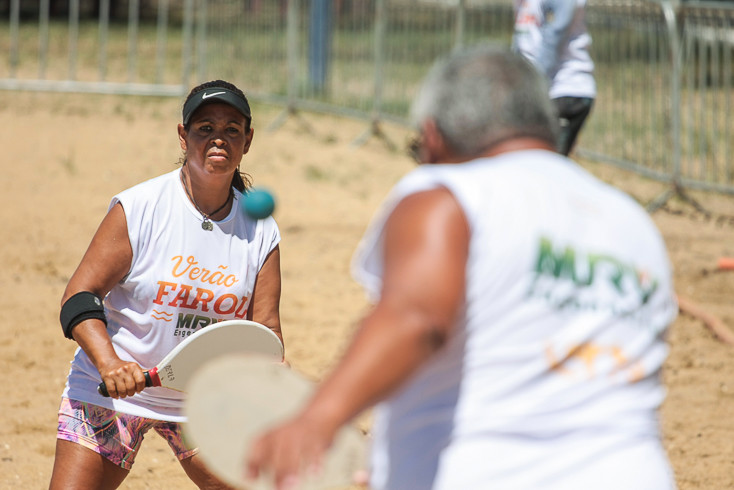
left=2, top=0, right=734, bottom=196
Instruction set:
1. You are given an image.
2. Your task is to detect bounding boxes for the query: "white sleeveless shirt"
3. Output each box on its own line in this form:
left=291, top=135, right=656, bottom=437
left=352, top=151, right=677, bottom=489
left=513, top=0, right=596, bottom=100
left=62, top=168, right=281, bottom=421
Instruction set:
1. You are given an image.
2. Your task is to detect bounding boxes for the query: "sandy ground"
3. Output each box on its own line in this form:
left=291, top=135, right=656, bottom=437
left=1, top=92, right=733, bottom=489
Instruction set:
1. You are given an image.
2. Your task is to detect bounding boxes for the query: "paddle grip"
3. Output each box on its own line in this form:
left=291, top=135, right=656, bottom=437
left=97, top=371, right=154, bottom=397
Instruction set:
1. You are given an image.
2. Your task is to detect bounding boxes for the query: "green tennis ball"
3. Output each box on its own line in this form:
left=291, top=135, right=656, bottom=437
left=242, top=188, right=276, bottom=220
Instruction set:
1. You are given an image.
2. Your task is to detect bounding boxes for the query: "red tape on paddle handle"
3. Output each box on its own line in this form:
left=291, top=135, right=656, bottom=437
left=97, top=369, right=158, bottom=397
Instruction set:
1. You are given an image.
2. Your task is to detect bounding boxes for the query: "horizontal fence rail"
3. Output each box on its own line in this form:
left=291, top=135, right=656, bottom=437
left=2, top=0, right=733, bottom=195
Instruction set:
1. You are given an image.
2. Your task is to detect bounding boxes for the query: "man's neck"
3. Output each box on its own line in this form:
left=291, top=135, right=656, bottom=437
left=480, top=137, right=556, bottom=159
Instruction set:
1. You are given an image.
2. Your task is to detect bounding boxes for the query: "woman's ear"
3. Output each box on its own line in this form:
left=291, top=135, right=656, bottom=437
left=177, top=123, right=187, bottom=151
left=243, top=127, right=254, bottom=155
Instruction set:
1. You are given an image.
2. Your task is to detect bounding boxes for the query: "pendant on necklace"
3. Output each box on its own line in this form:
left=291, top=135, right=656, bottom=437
left=201, top=219, right=214, bottom=231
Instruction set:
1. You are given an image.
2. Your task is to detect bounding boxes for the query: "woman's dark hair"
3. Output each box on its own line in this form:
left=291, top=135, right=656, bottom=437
left=181, top=79, right=253, bottom=192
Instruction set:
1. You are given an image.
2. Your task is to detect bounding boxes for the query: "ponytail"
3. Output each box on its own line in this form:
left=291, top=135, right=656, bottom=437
left=232, top=168, right=253, bottom=193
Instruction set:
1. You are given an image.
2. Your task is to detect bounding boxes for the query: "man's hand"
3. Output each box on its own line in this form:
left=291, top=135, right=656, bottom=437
left=246, top=415, right=335, bottom=490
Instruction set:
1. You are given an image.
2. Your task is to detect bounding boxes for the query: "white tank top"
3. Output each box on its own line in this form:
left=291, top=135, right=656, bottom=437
left=62, top=168, right=281, bottom=421
left=513, top=0, right=596, bottom=99
left=352, top=151, right=677, bottom=489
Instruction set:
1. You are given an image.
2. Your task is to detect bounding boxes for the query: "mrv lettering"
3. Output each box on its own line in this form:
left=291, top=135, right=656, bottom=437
left=528, top=237, right=659, bottom=317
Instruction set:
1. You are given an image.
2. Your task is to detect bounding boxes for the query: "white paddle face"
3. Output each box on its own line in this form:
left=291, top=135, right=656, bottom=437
left=97, top=320, right=284, bottom=397
left=184, top=355, right=368, bottom=490
left=155, top=320, right=284, bottom=392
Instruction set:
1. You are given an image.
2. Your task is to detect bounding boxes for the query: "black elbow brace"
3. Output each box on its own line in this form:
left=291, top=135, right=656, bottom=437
left=60, top=291, right=107, bottom=340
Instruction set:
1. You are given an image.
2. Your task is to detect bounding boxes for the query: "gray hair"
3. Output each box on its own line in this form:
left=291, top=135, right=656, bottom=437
left=410, top=45, right=559, bottom=157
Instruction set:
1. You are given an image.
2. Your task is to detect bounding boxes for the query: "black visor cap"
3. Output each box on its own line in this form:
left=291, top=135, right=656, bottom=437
left=182, top=87, right=252, bottom=126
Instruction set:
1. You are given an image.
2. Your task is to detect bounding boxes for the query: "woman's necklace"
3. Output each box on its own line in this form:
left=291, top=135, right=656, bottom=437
left=180, top=168, right=232, bottom=231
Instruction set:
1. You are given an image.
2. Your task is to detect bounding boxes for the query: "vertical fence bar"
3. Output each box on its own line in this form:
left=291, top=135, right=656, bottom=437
left=98, top=0, right=110, bottom=81
left=646, top=9, right=667, bottom=171
left=38, top=0, right=50, bottom=79
left=373, top=0, right=386, bottom=120
left=9, top=0, right=19, bottom=78
left=725, top=17, right=732, bottom=183
left=663, top=0, right=681, bottom=186
left=267, top=0, right=302, bottom=132
left=156, top=0, right=170, bottom=84
left=625, top=6, right=635, bottom=160
left=308, top=0, right=331, bottom=93
left=647, top=0, right=684, bottom=212
left=454, top=0, right=466, bottom=50
left=351, top=0, right=395, bottom=149
left=68, top=0, right=80, bottom=80
left=697, top=23, right=706, bottom=180
left=710, top=20, right=719, bottom=180
left=684, top=15, right=693, bottom=177
left=182, top=0, right=195, bottom=89
left=196, top=0, right=208, bottom=83
left=633, top=14, right=643, bottom=161
left=287, top=0, right=300, bottom=109
left=127, top=0, right=140, bottom=83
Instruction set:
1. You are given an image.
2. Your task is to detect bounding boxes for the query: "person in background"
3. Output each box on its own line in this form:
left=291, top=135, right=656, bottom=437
left=49, top=80, right=282, bottom=489
left=246, top=45, right=677, bottom=490
left=513, top=0, right=596, bottom=156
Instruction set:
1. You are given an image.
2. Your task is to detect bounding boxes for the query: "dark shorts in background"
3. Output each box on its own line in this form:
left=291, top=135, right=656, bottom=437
left=553, top=96, right=594, bottom=156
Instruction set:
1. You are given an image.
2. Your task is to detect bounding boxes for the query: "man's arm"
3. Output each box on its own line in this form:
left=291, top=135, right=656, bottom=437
left=246, top=186, right=470, bottom=489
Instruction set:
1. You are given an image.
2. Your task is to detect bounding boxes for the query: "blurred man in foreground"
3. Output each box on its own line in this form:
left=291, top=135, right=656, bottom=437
left=247, top=45, right=677, bottom=490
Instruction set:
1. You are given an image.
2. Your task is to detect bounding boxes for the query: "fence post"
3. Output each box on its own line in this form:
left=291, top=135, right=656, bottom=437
left=9, top=0, right=19, bottom=78
left=455, top=0, right=466, bottom=50
left=98, top=0, right=110, bottom=81
left=665, top=0, right=682, bottom=188
left=373, top=0, right=385, bottom=119
left=196, top=0, right=209, bottom=83
left=39, top=0, right=50, bottom=79
left=647, top=0, right=681, bottom=211
left=182, top=0, right=195, bottom=90
left=69, top=0, right=80, bottom=80
left=126, top=0, right=140, bottom=83
left=309, top=0, right=332, bottom=92
left=647, top=0, right=710, bottom=213
left=286, top=0, right=299, bottom=109
left=267, top=0, right=315, bottom=133
left=351, top=0, right=397, bottom=150
left=155, top=0, right=170, bottom=84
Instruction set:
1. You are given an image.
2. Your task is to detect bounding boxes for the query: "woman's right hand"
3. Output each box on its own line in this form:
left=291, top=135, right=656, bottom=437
left=97, top=359, right=148, bottom=399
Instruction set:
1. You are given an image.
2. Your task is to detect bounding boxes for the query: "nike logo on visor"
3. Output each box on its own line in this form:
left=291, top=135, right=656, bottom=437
left=202, top=91, right=226, bottom=99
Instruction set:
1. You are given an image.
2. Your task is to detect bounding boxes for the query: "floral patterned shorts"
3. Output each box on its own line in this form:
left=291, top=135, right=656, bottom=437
left=56, top=397, right=197, bottom=469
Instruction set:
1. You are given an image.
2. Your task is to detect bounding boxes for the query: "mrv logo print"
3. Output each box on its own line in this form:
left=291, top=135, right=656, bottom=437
left=527, top=237, right=658, bottom=319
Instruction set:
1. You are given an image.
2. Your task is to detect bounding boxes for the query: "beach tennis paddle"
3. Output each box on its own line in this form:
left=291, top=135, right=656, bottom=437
left=97, top=319, right=284, bottom=397
left=184, top=354, right=369, bottom=490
